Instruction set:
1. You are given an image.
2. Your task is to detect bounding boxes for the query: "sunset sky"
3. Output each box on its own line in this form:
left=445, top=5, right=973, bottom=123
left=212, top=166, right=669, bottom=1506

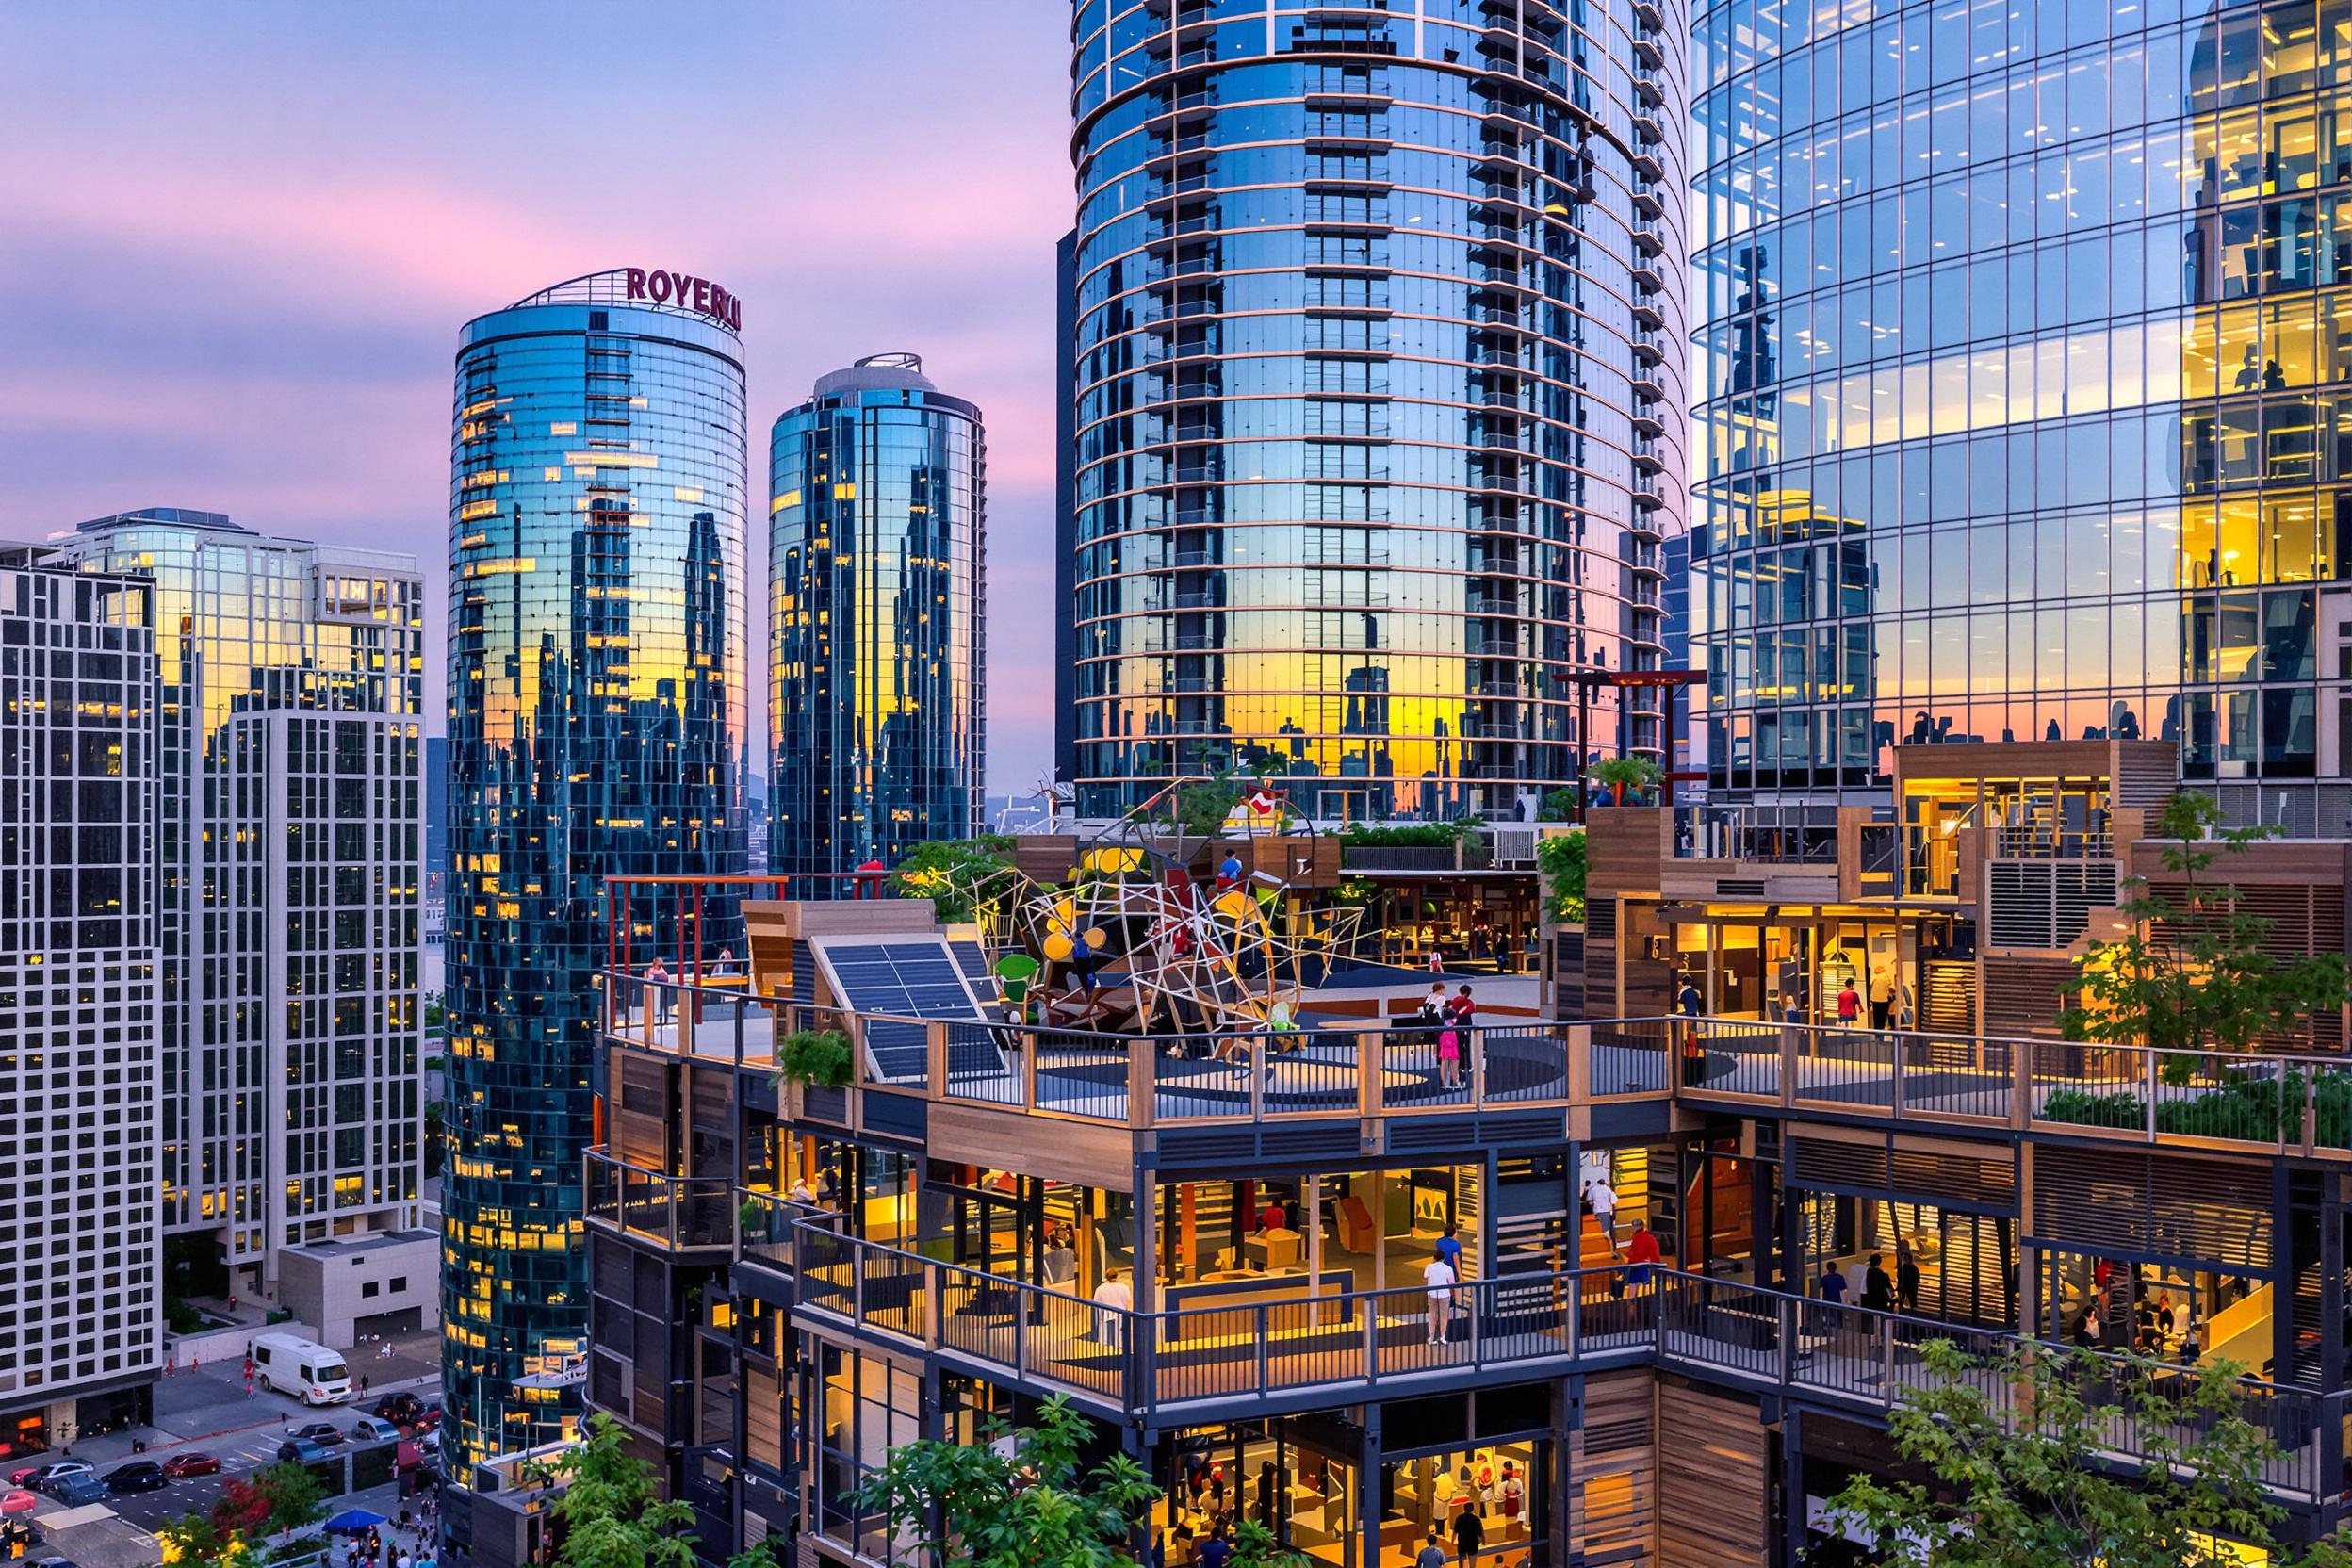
left=0, top=2, right=1071, bottom=792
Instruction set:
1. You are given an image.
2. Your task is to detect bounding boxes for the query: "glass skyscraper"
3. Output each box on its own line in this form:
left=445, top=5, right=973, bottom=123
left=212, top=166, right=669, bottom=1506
left=443, top=270, right=748, bottom=1471
left=1692, top=0, right=2352, bottom=820
left=1065, top=0, right=1691, bottom=820
left=770, top=354, right=987, bottom=881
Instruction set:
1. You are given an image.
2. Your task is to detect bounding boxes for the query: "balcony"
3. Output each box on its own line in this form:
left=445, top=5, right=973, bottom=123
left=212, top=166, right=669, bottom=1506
left=786, top=1223, right=2337, bottom=1495
left=584, top=1151, right=737, bottom=1253
left=599, top=970, right=2352, bottom=1171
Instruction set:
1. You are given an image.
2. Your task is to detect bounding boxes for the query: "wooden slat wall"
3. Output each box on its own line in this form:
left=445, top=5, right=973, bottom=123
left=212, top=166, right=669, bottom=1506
left=1571, top=1370, right=1657, bottom=1567
left=744, top=1361, right=785, bottom=1472
left=1978, top=955, right=2077, bottom=1040
left=1656, top=1379, right=1768, bottom=1568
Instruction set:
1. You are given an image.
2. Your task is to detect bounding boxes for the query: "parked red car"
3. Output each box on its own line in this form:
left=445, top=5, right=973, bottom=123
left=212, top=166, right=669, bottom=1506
left=160, top=1452, right=222, bottom=1478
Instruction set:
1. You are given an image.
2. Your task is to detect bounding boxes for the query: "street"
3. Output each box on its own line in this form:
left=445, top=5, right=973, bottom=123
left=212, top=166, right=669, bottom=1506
left=14, top=1329, right=443, bottom=1568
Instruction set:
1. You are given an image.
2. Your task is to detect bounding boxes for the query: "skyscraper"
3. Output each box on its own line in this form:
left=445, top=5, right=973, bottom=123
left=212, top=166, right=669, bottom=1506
left=51, top=509, right=427, bottom=1316
left=0, top=547, right=160, bottom=1452
left=1065, top=0, right=1690, bottom=820
left=443, top=270, right=748, bottom=1472
left=769, top=354, right=987, bottom=881
left=1691, top=0, right=2352, bottom=825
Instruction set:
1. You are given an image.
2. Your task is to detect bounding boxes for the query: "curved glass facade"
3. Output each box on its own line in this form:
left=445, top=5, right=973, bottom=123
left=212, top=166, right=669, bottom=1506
left=770, top=354, right=987, bottom=881
left=1692, top=0, right=2352, bottom=808
left=1068, top=0, right=1691, bottom=819
left=443, top=271, right=748, bottom=1469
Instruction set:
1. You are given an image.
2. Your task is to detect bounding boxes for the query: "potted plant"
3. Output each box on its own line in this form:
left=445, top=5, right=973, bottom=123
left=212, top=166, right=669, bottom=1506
left=1588, top=756, right=1662, bottom=806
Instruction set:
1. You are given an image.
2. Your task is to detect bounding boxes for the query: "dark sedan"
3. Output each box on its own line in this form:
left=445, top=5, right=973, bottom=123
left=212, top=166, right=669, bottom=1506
left=105, top=1461, right=168, bottom=1494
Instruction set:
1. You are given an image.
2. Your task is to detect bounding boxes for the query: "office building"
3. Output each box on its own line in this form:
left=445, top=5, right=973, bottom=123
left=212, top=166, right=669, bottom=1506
left=52, top=510, right=429, bottom=1323
left=769, top=354, right=987, bottom=883
left=1690, top=0, right=2352, bottom=826
left=1064, top=0, right=1690, bottom=820
left=0, top=548, right=160, bottom=1456
left=443, top=269, right=749, bottom=1481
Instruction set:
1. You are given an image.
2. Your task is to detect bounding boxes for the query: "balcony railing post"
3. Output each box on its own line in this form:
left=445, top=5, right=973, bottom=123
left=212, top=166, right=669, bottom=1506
left=1023, top=1028, right=1041, bottom=1111
left=2302, top=1068, right=2318, bottom=1156
left=1470, top=1277, right=1483, bottom=1366
left=923, top=1262, right=941, bottom=1352
left=1015, top=1283, right=1031, bottom=1381
left=927, top=1021, right=948, bottom=1101
left=1471, top=1026, right=1487, bottom=1107
left=1566, top=1023, right=1592, bottom=1102
left=1779, top=1022, right=1797, bottom=1109
left=1881, top=1316, right=1896, bottom=1411
left=2012, top=1038, right=2033, bottom=1131
left=1256, top=1304, right=1271, bottom=1397
left=1890, top=1029, right=1906, bottom=1119
left=1250, top=1040, right=1266, bottom=1123
left=2145, top=1049, right=2159, bottom=1143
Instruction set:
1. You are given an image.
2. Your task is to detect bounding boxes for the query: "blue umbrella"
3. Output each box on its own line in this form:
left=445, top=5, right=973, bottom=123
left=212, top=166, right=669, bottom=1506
left=323, top=1508, right=388, bottom=1535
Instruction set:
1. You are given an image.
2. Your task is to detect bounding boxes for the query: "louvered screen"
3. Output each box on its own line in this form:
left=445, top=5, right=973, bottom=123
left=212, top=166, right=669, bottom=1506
left=1988, top=861, right=2118, bottom=949
left=1788, top=1135, right=1889, bottom=1193
left=2032, top=1145, right=2271, bottom=1268
left=1886, top=1147, right=2017, bottom=1212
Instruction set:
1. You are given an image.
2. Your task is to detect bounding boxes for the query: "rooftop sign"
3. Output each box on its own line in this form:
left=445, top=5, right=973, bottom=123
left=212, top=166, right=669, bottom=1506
left=624, top=269, right=742, bottom=332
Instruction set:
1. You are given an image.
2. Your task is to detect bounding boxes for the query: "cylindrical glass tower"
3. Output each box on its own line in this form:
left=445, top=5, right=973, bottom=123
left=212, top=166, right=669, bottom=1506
left=1692, top=0, right=2352, bottom=822
left=1067, top=0, right=1690, bottom=820
left=442, top=270, right=748, bottom=1471
left=770, top=354, right=988, bottom=882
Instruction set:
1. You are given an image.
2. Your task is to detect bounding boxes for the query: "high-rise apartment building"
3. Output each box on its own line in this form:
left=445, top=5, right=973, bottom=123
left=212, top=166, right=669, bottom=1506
left=444, top=270, right=749, bottom=1473
left=769, top=354, right=987, bottom=881
left=1064, top=0, right=1690, bottom=820
left=1691, top=0, right=2352, bottom=825
left=0, top=547, right=161, bottom=1455
left=52, top=510, right=428, bottom=1315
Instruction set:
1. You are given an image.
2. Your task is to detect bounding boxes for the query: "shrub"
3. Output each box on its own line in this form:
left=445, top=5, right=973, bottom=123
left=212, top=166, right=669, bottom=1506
left=777, top=1029, right=854, bottom=1088
left=1536, top=829, right=1587, bottom=923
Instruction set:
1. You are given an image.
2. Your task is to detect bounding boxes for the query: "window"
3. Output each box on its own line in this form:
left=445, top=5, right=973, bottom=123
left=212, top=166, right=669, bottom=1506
left=390, top=1277, right=407, bottom=1294
left=361, top=1282, right=379, bottom=1299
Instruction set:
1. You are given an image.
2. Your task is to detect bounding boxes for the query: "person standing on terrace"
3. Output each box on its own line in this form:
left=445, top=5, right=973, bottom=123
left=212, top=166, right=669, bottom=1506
left=1424, top=1251, right=1458, bottom=1343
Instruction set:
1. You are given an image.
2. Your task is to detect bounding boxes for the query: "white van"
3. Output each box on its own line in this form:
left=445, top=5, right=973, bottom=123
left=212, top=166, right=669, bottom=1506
left=252, top=1332, right=352, bottom=1405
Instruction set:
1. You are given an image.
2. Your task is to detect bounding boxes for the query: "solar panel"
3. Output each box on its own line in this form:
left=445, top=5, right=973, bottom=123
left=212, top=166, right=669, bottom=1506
left=815, top=939, right=1002, bottom=1084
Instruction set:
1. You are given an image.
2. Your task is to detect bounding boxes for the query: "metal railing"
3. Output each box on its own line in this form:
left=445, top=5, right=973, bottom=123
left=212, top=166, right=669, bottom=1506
left=583, top=1151, right=736, bottom=1250
left=1672, top=1015, right=2352, bottom=1155
left=597, top=974, right=2352, bottom=1161
left=783, top=1224, right=2333, bottom=1498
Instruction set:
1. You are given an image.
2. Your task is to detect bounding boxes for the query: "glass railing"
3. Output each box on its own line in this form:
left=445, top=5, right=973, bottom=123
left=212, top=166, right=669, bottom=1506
left=1672, top=806, right=1838, bottom=863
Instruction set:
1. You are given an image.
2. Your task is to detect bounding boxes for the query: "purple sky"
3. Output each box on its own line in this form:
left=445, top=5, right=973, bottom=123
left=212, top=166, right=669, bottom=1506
left=0, top=2, right=1071, bottom=793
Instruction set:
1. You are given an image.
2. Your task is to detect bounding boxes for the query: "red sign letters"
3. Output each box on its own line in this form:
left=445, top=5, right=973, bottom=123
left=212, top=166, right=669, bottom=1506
left=623, top=269, right=742, bottom=332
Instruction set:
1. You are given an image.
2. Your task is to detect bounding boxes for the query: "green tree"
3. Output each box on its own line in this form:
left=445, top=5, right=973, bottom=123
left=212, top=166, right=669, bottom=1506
left=1587, top=756, right=1662, bottom=804
left=852, top=1395, right=1157, bottom=1568
left=1816, top=1339, right=2352, bottom=1566
left=1536, top=829, right=1587, bottom=923
left=158, top=1511, right=239, bottom=1568
left=252, top=1462, right=325, bottom=1548
left=2060, top=792, right=2352, bottom=1082
left=532, top=1411, right=699, bottom=1568
left=1227, top=1518, right=1311, bottom=1568
left=890, top=836, right=1020, bottom=923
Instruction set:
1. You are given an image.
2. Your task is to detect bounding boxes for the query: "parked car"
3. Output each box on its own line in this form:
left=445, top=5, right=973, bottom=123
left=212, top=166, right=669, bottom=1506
left=347, top=1417, right=402, bottom=1444
left=160, top=1452, right=222, bottom=1478
left=5, top=1461, right=58, bottom=1489
left=275, top=1439, right=329, bottom=1466
left=289, top=1423, right=346, bottom=1448
left=104, top=1462, right=168, bottom=1495
left=416, top=1405, right=443, bottom=1432
left=371, top=1392, right=423, bottom=1426
left=36, top=1462, right=94, bottom=1497
left=46, top=1473, right=108, bottom=1507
